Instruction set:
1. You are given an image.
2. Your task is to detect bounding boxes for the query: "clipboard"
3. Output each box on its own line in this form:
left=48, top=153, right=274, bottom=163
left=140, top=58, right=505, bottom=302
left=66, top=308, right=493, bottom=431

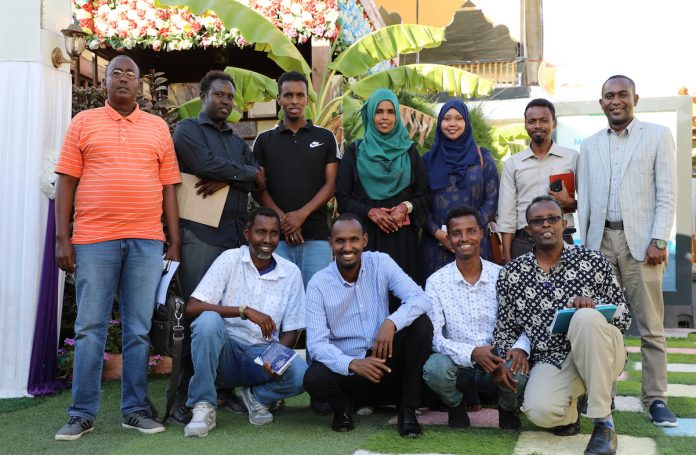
left=175, top=172, right=229, bottom=227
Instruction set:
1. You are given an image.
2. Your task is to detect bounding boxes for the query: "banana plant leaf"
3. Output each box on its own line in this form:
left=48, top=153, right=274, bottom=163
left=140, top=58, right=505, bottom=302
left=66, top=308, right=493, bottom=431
left=156, top=0, right=311, bottom=75
left=178, top=97, right=243, bottom=123
left=350, top=64, right=494, bottom=99
left=329, top=24, right=446, bottom=78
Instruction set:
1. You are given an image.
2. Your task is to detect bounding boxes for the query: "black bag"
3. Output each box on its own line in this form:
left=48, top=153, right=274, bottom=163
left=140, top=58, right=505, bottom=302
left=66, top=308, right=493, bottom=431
left=149, top=261, right=187, bottom=422
left=150, top=282, right=185, bottom=357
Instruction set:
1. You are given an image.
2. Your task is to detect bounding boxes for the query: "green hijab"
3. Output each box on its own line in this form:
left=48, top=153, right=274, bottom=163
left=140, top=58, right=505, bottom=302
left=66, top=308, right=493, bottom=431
left=357, top=89, right=414, bottom=200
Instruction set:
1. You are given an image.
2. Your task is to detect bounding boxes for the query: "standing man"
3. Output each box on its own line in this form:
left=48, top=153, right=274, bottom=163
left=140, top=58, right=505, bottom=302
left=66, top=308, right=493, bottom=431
left=423, top=206, right=530, bottom=430
left=54, top=55, right=181, bottom=440
left=498, top=98, right=578, bottom=263
left=578, top=75, right=677, bottom=426
left=303, top=214, right=433, bottom=437
left=253, top=71, right=339, bottom=288
left=182, top=207, right=307, bottom=437
left=494, top=196, right=631, bottom=455
left=173, top=70, right=263, bottom=300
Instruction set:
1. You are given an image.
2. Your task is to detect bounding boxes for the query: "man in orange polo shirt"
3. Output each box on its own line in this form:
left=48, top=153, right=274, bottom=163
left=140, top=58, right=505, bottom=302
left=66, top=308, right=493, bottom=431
left=54, top=55, right=181, bottom=440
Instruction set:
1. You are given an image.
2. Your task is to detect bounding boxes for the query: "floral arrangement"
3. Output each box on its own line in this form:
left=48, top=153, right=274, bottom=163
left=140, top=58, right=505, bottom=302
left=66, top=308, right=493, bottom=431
left=335, top=0, right=374, bottom=51
left=56, top=319, right=120, bottom=382
left=72, top=0, right=355, bottom=51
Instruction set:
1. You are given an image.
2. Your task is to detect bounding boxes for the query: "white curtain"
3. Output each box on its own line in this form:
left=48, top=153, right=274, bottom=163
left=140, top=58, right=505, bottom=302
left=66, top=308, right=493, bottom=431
left=0, top=61, right=71, bottom=397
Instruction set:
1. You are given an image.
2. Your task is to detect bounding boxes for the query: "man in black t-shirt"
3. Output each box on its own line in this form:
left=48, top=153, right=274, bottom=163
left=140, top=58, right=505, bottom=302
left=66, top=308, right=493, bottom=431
left=253, top=71, right=339, bottom=288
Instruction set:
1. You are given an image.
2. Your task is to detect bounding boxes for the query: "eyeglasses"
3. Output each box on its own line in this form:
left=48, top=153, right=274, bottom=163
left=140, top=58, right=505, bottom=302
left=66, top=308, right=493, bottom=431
left=109, top=69, right=137, bottom=80
left=528, top=215, right=563, bottom=227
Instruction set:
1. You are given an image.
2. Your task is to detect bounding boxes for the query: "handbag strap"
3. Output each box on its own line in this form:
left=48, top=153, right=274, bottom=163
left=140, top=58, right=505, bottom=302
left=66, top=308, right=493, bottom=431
left=163, top=267, right=185, bottom=423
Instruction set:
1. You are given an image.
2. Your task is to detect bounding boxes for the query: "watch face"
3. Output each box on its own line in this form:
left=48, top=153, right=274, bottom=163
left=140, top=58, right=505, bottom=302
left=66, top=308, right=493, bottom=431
left=654, top=239, right=667, bottom=249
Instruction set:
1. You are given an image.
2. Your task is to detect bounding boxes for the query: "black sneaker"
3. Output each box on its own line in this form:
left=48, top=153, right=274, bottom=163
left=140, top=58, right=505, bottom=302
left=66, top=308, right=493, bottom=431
left=122, top=410, right=165, bottom=434
left=498, top=408, right=521, bottom=431
left=55, top=416, right=94, bottom=441
left=648, top=400, right=678, bottom=427
left=447, top=401, right=470, bottom=429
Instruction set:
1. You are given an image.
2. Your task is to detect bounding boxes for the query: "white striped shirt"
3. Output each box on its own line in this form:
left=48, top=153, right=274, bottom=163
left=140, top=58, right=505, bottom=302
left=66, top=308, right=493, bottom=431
left=306, top=251, right=431, bottom=375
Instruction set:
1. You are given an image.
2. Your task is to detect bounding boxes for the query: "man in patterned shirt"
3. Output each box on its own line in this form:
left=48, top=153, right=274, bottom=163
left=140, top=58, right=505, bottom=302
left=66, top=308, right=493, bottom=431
left=182, top=207, right=307, bottom=437
left=423, top=206, right=530, bottom=430
left=494, top=196, right=631, bottom=455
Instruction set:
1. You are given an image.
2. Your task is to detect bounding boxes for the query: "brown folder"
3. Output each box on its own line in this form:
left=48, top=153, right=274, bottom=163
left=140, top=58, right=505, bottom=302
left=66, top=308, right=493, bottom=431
left=175, top=173, right=229, bottom=227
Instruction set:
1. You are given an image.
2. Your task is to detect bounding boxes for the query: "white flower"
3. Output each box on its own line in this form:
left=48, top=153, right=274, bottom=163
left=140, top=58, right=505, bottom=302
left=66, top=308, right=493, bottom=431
left=325, top=10, right=339, bottom=22
left=40, top=150, right=59, bottom=200
left=75, top=9, right=92, bottom=20
left=290, top=3, right=302, bottom=16
left=88, top=39, right=100, bottom=50
left=123, top=37, right=134, bottom=49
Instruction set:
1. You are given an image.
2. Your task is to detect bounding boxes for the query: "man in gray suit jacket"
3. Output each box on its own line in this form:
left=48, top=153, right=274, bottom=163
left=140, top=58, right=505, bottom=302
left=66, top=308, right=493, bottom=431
left=577, top=75, right=677, bottom=427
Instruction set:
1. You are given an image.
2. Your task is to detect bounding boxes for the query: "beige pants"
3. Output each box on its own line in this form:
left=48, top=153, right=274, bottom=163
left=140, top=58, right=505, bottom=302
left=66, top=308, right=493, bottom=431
left=522, top=309, right=627, bottom=428
left=601, top=228, right=667, bottom=406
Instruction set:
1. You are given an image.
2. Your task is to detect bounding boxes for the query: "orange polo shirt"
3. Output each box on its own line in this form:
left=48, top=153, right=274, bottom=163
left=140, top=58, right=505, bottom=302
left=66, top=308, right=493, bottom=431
left=56, top=102, right=181, bottom=244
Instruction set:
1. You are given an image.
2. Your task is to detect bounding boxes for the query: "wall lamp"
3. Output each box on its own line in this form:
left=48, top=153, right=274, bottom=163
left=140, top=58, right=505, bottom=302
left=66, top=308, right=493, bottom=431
left=51, top=16, right=88, bottom=69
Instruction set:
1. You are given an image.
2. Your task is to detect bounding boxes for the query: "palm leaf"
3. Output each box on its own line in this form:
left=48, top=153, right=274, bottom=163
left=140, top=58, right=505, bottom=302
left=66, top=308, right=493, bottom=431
left=329, top=24, right=446, bottom=77
left=156, top=0, right=311, bottom=75
left=350, top=64, right=494, bottom=99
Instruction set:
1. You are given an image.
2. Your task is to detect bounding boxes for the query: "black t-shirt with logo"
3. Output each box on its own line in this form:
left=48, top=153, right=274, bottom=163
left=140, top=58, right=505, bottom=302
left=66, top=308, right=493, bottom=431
left=253, top=121, right=339, bottom=240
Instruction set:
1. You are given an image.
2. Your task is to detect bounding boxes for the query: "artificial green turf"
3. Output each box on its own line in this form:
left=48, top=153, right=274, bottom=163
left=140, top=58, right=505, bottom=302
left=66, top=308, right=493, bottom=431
left=361, top=426, right=518, bottom=455
left=624, top=334, right=696, bottom=349
left=0, top=395, right=48, bottom=414
left=628, top=352, right=696, bottom=365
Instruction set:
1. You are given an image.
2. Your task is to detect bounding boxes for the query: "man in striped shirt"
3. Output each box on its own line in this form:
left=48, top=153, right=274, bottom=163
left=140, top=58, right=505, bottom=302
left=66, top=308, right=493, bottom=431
left=54, top=55, right=181, bottom=440
left=303, top=213, right=433, bottom=437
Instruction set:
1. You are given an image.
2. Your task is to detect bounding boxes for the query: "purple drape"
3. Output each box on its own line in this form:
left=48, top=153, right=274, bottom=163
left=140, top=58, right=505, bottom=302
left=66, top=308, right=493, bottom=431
left=27, top=199, right=64, bottom=395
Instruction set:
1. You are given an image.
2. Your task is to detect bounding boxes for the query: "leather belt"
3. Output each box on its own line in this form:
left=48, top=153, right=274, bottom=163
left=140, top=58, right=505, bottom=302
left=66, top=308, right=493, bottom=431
left=605, top=220, right=624, bottom=230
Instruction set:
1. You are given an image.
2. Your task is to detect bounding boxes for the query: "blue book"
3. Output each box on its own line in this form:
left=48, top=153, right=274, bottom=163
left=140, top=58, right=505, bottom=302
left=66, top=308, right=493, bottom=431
left=548, top=304, right=618, bottom=334
left=254, top=342, right=297, bottom=375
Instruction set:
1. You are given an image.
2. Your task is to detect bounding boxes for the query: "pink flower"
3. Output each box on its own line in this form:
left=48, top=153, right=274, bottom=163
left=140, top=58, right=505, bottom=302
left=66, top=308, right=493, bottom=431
left=64, top=338, right=75, bottom=346
left=103, top=352, right=110, bottom=361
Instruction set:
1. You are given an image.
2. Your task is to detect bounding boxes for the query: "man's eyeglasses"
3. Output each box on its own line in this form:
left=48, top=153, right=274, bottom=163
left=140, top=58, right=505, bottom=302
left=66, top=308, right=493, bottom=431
left=528, top=215, right=563, bottom=227
left=109, top=69, right=137, bottom=80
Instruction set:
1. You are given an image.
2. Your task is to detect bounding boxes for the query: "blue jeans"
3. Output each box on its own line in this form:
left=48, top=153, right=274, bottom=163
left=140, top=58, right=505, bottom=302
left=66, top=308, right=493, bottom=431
left=274, top=240, right=332, bottom=288
left=186, top=311, right=308, bottom=407
left=69, top=239, right=163, bottom=420
left=423, top=353, right=527, bottom=411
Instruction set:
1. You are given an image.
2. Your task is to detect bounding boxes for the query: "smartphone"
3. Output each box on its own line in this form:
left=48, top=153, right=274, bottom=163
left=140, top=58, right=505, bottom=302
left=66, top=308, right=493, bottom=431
left=550, top=179, right=562, bottom=192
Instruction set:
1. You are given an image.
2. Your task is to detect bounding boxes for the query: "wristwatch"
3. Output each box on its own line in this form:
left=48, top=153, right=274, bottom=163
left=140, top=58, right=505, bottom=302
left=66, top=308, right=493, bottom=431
left=239, top=304, right=248, bottom=320
left=650, top=238, right=667, bottom=250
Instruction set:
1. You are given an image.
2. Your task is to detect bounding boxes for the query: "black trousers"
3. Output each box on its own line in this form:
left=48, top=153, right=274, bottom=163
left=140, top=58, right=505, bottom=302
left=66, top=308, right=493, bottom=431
left=303, top=314, right=433, bottom=412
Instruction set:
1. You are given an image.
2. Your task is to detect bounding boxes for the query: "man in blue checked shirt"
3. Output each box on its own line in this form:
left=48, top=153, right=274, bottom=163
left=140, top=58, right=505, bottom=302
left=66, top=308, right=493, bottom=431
left=303, top=213, right=433, bottom=437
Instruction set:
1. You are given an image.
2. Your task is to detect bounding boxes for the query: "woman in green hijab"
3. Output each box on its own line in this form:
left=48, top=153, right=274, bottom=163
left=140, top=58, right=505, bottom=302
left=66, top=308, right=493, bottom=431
left=336, top=89, right=430, bottom=287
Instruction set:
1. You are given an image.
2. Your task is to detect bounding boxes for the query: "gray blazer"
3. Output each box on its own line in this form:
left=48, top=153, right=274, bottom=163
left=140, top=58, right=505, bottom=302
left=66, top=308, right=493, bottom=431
left=577, top=118, right=676, bottom=262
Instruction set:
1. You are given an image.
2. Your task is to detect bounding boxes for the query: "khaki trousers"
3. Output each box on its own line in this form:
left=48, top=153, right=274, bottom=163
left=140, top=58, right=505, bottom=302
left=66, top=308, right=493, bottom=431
left=601, top=228, right=667, bottom=406
left=522, top=309, right=626, bottom=428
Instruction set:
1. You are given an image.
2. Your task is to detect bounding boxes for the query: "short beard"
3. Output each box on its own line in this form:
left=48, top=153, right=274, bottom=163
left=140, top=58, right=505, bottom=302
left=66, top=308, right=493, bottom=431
left=532, top=135, right=545, bottom=145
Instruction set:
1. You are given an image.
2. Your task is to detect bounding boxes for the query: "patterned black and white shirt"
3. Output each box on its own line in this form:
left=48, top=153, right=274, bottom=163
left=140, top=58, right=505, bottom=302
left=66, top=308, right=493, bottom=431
left=493, top=244, right=631, bottom=369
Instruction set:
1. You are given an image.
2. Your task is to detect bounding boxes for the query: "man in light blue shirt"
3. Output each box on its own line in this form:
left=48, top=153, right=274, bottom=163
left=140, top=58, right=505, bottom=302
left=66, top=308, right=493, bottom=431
left=303, top=213, right=432, bottom=437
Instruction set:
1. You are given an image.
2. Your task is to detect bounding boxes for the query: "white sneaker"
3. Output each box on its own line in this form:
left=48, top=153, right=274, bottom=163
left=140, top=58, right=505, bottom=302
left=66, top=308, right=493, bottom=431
left=240, top=386, right=273, bottom=425
left=356, top=406, right=375, bottom=416
left=184, top=402, right=216, bottom=437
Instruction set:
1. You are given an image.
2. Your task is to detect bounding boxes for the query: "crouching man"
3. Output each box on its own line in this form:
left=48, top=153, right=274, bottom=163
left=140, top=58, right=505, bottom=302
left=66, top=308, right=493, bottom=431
left=423, top=206, right=530, bottom=430
left=303, top=214, right=433, bottom=437
left=493, top=196, right=631, bottom=455
left=183, top=207, right=308, bottom=437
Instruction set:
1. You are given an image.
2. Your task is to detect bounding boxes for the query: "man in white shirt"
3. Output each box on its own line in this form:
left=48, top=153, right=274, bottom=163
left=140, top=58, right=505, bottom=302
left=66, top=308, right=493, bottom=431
left=497, top=98, right=577, bottom=262
left=423, top=206, right=530, bottom=430
left=182, top=207, right=307, bottom=437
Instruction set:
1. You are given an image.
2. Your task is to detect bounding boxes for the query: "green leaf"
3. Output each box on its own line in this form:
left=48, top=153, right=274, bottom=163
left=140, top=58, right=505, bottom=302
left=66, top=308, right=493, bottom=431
left=350, top=64, right=494, bottom=99
left=342, top=96, right=364, bottom=142
left=223, top=67, right=278, bottom=111
left=329, top=24, right=445, bottom=77
left=177, top=97, right=241, bottom=123
left=156, top=0, right=311, bottom=75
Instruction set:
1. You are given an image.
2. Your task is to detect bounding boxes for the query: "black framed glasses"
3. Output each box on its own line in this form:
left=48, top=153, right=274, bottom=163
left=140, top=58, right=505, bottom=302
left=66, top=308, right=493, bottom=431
left=528, top=215, right=563, bottom=227
left=109, top=69, right=137, bottom=80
